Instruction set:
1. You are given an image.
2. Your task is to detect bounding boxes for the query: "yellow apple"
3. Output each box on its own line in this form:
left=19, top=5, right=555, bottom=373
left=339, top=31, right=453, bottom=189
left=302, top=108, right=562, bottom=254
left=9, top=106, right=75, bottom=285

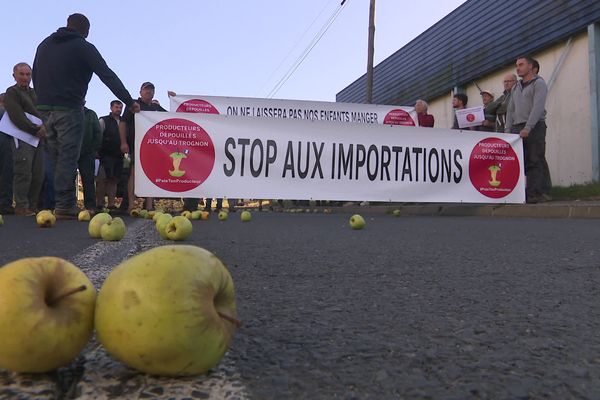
left=36, top=210, right=56, bottom=228
left=0, top=257, right=96, bottom=372
left=95, top=245, right=239, bottom=376
left=100, top=217, right=126, bottom=241
left=78, top=210, right=91, bottom=221
left=349, top=214, right=366, bottom=230
left=89, top=212, right=112, bottom=238
left=166, top=216, right=193, bottom=241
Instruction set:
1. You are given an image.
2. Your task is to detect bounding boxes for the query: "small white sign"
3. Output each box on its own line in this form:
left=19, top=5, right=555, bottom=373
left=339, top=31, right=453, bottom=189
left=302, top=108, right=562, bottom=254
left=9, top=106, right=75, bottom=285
left=0, top=111, right=41, bottom=147
left=456, top=106, right=485, bottom=128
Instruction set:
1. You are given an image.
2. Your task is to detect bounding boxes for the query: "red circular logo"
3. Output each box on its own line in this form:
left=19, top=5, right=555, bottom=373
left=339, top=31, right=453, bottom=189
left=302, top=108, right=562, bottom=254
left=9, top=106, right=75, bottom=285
left=176, top=99, right=220, bottom=114
left=469, top=138, right=520, bottom=198
left=383, top=109, right=416, bottom=126
left=140, top=118, right=215, bottom=192
left=466, top=113, right=475, bottom=122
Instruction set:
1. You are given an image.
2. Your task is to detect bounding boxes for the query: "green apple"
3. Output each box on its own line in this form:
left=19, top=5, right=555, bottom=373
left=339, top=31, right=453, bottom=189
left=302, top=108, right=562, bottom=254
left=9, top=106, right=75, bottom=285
left=0, top=215, right=3, bottom=226
left=36, top=210, right=56, bottom=228
left=349, top=214, right=366, bottom=230
left=147, top=210, right=156, bottom=220
left=392, top=209, right=401, bottom=217
left=240, top=210, right=252, bottom=222
left=0, top=256, right=96, bottom=372
left=181, top=210, right=193, bottom=220
left=156, top=214, right=173, bottom=240
left=152, top=211, right=164, bottom=222
left=166, top=215, right=193, bottom=241
left=95, top=245, right=239, bottom=376
left=78, top=210, right=91, bottom=221
left=218, top=210, right=229, bottom=221
left=139, top=209, right=149, bottom=219
left=89, top=212, right=112, bottom=238
left=191, top=211, right=202, bottom=220
left=101, top=217, right=126, bottom=241
left=130, top=209, right=141, bottom=218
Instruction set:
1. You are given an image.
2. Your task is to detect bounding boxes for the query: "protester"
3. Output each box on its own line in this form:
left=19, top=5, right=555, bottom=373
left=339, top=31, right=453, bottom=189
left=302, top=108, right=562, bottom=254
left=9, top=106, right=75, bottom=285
left=119, top=82, right=165, bottom=212
left=484, top=74, right=517, bottom=132
left=4, top=63, right=46, bottom=217
left=96, top=100, right=123, bottom=211
left=0, top=93, right=14, bottom=214
left=451, top=93, right=468, bottom=130
left=77, top=105, right=102, bottom=211
left=506, top=56, right=551, bottom=203
left=32, top=13, right=139, bottom=219
left=476, top=89, right=495, bottom=132
left=415, top=99, right=434, bottom=127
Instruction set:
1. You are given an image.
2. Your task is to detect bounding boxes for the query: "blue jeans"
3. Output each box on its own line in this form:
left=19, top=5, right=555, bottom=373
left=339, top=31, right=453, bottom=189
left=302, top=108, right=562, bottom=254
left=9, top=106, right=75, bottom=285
left=0, top=132, right=14, bottom=210
left=40, top=109, right=84, bottom=211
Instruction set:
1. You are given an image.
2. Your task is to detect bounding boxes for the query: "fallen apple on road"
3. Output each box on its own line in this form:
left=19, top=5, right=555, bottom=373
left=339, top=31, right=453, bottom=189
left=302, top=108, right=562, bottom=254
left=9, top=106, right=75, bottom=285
left=392, top=209, right=401, bottom=217
left=129, top=209, right=141, bottom=218
left=0, top=215, right=3, bottom=226
left=191, top=210, right=202, bottom=220
left=200, top=211, right=210, bottom=220
left=349, top=214, right=366, bottom=230
left=218, top=210, right=229, bottom=221
left=89, top=212, right=112, bottom=238
left=78, top=210, right=91, bottom=221
left=152, top=211, right=164, bottom=222
left=36, top=210, right=56, bottom=228
left=0, top=257, right=96, bottom=372
left=166, top=215, right=193, bottom=241
left=240, top=210, right=252, bottom=222
left=95, top=245, right=240, bottom=376
left=155, top=214, right=173, bottom=240
left=181, top=210, right=192, bottom=219
left=101, top=217, right=126, bottom=241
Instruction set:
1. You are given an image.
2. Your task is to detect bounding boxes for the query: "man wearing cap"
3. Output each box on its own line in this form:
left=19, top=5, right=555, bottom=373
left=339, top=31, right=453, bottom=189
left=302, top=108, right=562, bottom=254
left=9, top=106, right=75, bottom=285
left=484, top=74, right=517, bottom=133
left=119, top=82, right=166, bottom=212
left=477, top=89, right=496, bottom=132
left=32, top=13, right=139, bottom=219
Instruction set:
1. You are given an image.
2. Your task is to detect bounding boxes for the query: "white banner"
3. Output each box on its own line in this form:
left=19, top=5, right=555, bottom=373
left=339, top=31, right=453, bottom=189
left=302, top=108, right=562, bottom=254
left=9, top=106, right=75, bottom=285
left=134, top=112, right=525, bottom=203
left=169, top=94, right=419, bottom=126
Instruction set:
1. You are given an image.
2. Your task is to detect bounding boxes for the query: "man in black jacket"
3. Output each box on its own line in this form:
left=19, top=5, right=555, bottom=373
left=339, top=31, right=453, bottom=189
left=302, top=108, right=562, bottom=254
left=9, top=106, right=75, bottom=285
left=32, top=13, right=139, bottom=218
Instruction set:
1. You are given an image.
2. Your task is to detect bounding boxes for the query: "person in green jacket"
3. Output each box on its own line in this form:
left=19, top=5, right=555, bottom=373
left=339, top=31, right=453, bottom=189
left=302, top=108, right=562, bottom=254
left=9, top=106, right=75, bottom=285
left=77, top=105, right=102, bottom=211
left=4, top=62, right=46, bottom=216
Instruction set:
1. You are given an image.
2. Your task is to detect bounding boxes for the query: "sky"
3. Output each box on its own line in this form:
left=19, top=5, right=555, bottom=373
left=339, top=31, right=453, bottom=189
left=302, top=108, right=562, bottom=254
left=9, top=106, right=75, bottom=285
left=1, top=0, right=465, bottom=116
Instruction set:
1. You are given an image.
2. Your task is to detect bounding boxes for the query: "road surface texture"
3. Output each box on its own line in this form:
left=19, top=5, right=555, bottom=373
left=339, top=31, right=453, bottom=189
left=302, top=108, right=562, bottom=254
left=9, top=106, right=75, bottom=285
left=0, top=211, right=599, bottom=399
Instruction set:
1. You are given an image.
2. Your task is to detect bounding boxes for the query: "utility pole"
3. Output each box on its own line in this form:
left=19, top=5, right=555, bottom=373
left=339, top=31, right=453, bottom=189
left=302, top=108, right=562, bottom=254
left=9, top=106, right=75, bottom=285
left=365, top=0, right=376, bottom=103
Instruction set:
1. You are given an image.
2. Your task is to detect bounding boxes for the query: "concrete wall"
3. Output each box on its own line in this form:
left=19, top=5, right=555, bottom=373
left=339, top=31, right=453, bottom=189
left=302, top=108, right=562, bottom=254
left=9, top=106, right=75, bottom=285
left=426, top=32, right=593, bottom=186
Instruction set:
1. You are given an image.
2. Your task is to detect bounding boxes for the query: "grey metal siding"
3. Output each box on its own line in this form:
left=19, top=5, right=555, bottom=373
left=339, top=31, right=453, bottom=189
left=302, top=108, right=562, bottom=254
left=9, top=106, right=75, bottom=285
left=337, top=0, right=600, bottom=105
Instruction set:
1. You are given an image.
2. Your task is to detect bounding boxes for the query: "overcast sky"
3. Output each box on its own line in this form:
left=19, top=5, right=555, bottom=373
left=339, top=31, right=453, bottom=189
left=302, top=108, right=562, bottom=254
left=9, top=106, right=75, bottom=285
left=1, top=0, right=465, bottom=115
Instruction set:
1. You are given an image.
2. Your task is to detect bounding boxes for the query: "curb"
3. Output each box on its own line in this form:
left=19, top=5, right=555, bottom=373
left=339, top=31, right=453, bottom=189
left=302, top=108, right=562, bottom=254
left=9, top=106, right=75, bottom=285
left=323, top=202, right=600, bottom=219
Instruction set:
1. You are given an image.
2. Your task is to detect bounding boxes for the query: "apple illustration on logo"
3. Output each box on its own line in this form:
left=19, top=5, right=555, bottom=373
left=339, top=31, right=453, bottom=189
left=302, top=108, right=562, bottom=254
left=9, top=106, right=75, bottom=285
left=89, top=212, right=112, bottom=238
left=101, top=217, right=126, bottom=241
left=36, top=210, right=56, bottom=228
left=0, top=257, right=96, bottom=372
left=218, top=210, right=229, bottom=221
left=240, top=210, right=252, bottom=222
left=78, top=210, right=91, bottom=221
left=95, top=245, right=240, bottom=376
left=166, top=215, right=193, bottom=241
left=349, top=214, right=366, bottom=230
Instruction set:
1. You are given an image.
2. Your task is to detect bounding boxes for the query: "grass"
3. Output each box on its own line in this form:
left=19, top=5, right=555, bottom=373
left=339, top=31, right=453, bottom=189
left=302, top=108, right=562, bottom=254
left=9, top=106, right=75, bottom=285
left=550, top=182, right=600, bottom=200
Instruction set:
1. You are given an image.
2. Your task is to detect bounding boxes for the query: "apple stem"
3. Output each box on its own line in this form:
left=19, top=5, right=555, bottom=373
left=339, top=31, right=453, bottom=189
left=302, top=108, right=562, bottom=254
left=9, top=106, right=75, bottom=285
left=48, top=285, right=87, bottom=305
left=218, top=311, right=242, bottom=328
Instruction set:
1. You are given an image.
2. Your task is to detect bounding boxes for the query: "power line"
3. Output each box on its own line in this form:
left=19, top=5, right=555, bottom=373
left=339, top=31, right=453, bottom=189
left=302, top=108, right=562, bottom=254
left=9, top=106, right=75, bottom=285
left=266, top=0, right=350, bottom=99
left=257, top=0, right=336, bottom=96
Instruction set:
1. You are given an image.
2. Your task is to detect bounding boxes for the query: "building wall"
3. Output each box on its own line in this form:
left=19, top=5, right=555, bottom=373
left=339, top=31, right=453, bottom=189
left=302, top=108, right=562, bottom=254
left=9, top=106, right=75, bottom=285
left=426, top=32, right=592, bottom=185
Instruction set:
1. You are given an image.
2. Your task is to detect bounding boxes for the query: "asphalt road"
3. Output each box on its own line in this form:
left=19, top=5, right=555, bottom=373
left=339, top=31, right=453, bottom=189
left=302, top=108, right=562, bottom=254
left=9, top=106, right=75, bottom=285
left=1, top=211, right=600, bottom=399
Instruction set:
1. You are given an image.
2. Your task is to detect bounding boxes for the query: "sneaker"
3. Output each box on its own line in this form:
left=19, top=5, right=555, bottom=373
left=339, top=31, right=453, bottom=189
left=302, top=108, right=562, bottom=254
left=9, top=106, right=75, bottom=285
left=54, top=207, right=81, bottom=220
left=14, top=208, right=35, bottom=217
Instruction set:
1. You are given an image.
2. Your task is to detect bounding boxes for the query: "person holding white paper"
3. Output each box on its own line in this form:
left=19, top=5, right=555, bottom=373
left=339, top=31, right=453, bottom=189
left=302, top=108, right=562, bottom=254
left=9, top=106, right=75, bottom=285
left=4, top=62, right=46, bottom=216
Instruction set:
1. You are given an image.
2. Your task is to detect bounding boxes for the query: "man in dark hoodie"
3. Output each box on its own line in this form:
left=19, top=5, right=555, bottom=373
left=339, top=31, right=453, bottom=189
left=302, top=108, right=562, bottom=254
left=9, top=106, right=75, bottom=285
left=32, top=13, right=139, bottom=219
